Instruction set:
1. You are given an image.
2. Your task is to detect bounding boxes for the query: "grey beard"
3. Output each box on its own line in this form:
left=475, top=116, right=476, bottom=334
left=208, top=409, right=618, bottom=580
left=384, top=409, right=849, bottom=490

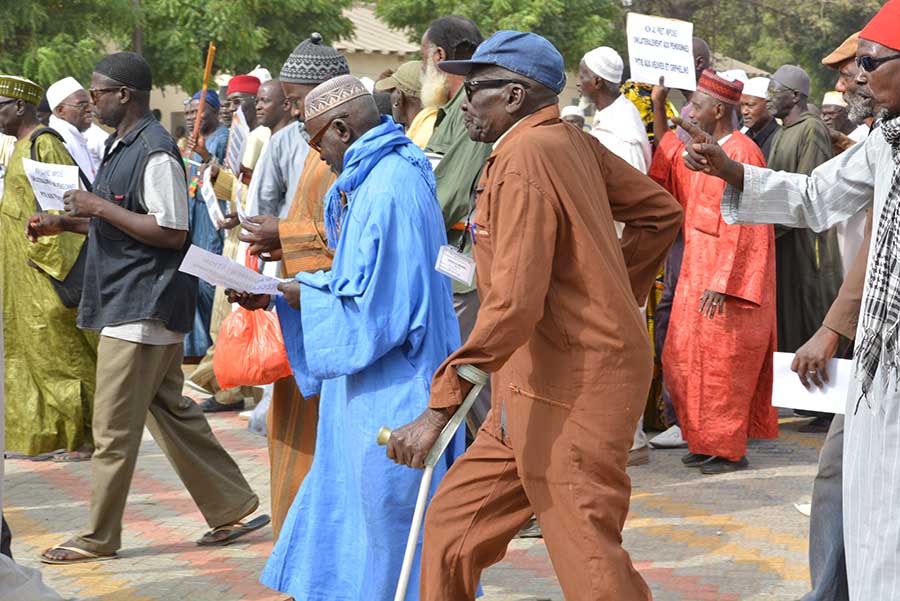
left=848, top=93, right=875, bottom=124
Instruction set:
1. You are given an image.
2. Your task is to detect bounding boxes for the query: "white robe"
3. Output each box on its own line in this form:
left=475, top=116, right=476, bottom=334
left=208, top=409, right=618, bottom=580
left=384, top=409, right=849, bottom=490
left=721, top=126, right=897, bottom=601
left=49, top=115, right=98, bottom=183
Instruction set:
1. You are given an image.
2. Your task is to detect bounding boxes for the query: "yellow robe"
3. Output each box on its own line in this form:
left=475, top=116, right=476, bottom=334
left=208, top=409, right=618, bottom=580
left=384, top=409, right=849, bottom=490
left=1, top=133, right=97, bottom=455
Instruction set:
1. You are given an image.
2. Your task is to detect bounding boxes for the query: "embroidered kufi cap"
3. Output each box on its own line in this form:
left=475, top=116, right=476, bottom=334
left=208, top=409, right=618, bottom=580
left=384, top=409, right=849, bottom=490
left=0, top=76, right=43, bottom=105
left=304, top=75, right=370, bottom=121
left=280, top=33, right=350, bottom=85
left=697, top=69, right=744, bottom=105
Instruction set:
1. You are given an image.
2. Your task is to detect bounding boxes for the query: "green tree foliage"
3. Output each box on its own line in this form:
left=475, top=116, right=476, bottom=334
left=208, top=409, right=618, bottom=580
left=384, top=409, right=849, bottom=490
left=374, top=0, right=624, bottom=68
left=0, top=0, right=132, bottom=87
left=0, top=0, right=354, bottom=92
left=140, top=0, right=355, bottom=91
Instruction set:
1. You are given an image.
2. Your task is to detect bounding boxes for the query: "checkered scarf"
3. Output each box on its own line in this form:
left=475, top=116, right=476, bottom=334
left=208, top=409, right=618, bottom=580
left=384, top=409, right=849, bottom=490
left=857, top=116, right=900, bottom=404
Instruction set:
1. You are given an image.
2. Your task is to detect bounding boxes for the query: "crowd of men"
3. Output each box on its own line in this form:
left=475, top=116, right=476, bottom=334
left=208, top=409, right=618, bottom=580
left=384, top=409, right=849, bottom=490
left=0, top=1, right=898, bottom=599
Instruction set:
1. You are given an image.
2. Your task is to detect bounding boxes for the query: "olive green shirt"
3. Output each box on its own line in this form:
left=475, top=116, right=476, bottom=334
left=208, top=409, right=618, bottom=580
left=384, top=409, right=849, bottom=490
left=426, top=88, right=493, bottom=294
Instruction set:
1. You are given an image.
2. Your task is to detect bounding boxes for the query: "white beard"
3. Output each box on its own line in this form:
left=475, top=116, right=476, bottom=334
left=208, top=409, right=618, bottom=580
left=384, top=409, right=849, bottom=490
left=421, top=61, right=451, bottom=109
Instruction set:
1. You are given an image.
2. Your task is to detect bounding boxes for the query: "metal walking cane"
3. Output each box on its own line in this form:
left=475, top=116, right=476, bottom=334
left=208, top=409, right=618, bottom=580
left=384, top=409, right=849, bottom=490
left=376, top=364, right=489, bottom=601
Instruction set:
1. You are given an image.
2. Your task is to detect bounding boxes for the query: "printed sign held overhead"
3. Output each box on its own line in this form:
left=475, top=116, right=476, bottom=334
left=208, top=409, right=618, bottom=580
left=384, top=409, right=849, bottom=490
left=627, top=13, right=696, bottom=92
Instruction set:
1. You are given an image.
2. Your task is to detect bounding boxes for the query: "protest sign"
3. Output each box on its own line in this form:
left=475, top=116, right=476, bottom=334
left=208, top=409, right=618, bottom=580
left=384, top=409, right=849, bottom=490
left=22, top=158, right=80, bottom=211
left=179, top=244, right=285, bottom=295
left=226, top=106, right=249, bottom=177
left=627, top=13, right=696, bottom=92
left=200, top=172, right=225, bottom=229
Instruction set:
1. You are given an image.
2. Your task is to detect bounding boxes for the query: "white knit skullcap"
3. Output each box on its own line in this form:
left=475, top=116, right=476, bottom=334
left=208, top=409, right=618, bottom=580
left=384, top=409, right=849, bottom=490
left=561, top=105, right=584, bottom=119
left=743, top=77, right=771, bottom=100
left=46, top=77, right=84, bottom=111
left=582, top=47, right=624, bottom=85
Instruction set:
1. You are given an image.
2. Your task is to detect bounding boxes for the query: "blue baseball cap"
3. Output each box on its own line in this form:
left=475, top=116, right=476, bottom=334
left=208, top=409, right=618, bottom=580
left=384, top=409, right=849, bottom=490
left=438, top=30, right=567, bottom=94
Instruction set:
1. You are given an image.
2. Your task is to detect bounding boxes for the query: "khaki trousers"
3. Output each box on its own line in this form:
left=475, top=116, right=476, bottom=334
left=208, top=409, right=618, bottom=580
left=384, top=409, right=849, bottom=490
left=73, top=336, right=258, bottom=554
left=421, top=392, right=651, bottom=601
left=267, top=376, right=318, bottom=539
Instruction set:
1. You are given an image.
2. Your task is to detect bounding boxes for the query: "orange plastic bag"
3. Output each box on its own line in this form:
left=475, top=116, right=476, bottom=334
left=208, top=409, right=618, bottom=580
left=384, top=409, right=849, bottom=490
left=213, top=307, right=294, bottom=389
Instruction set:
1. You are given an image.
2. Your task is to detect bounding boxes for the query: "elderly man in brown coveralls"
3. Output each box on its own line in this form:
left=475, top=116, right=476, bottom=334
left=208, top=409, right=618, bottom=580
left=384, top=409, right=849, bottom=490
left=387, top=31, right=682, bottom=600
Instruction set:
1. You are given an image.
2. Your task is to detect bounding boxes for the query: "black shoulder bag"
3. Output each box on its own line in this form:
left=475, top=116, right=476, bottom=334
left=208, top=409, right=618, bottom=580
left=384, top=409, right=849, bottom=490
left=29, top=127, right=91, bottom=309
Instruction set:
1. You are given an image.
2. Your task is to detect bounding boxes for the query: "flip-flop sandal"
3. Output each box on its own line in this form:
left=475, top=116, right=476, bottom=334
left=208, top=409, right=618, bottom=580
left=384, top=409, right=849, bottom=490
left=28, top=449, right=66, bottom=462
left=197, top=514, right=270, bottom=546
left=51, top=451, right=93, bottom=463
left=40, top=545, right=117, bottom=565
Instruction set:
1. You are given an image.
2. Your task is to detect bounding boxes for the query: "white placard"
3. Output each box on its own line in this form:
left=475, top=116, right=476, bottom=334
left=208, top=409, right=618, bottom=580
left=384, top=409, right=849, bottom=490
left=226, top=107, right=250, bottom=177
left=179, top=244, right=285, bottom=295
left=772, top=352, right=850, bottom=415
left=200, top=173, right=225, bottom=229
left=22, top=158, right=80, bottom=211
left=627, top=13, right=696, bottom=92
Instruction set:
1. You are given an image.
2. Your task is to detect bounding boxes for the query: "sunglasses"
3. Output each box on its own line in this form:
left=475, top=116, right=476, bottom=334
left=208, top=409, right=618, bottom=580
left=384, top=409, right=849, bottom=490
left=307, top=112, right=349, bottom=152
left=89, top=87, right=123, bottom=103
left=856, top=54, right=900, bottom=73
left=463, top=79, right=531, bottom=101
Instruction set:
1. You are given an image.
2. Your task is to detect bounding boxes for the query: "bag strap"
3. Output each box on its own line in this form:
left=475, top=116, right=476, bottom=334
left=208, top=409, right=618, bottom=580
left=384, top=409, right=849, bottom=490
left=29, top=127, right=93, bottom=192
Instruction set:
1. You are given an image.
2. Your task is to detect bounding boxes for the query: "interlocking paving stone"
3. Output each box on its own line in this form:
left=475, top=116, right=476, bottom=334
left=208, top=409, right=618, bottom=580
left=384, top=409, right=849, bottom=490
left=5, top=377, right=824, bottom=600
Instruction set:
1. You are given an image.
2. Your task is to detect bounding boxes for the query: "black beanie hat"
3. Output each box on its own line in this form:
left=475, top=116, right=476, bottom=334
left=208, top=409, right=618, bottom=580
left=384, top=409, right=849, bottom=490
left=94, top=52, right=153, bottom=91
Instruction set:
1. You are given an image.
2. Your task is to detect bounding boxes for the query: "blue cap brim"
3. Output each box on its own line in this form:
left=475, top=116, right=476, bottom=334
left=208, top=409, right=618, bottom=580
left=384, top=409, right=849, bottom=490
left=437, top=59, right=496, bottom=76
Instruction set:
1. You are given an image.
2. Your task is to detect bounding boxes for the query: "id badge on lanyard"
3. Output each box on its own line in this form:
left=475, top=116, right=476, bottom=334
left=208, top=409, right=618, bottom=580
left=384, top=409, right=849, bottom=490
left=435, top=244, right=476, bottom=286
left=436, top=196, right=478, bottom=286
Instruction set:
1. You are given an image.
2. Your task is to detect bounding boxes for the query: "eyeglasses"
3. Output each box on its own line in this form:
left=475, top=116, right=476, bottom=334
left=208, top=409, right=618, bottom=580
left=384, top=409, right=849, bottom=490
left=463, top=79, right=531, bottom=101
left=856, top=54, right=900, bottom=73
left=89, top=87, right=122, bottom=103
left=59, top=101, right=92, bottom=110
left=307, top=112, right=348, bottom=152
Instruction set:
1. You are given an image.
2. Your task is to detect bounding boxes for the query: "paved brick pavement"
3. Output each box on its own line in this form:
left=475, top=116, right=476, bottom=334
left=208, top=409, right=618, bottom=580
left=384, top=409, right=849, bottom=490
left=4, top=378, right=824, bottom=600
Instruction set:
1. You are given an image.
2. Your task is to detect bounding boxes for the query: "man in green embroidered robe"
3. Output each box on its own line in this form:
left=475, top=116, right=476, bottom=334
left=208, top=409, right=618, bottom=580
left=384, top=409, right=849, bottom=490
left=0, top=76, right=96, bottom=457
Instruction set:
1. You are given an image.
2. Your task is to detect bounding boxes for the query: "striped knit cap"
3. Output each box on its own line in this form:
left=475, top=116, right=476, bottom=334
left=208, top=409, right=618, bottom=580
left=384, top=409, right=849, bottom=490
left=280, top=33, right=350, bottom=85
left=697, top=69, right=744, bottom=105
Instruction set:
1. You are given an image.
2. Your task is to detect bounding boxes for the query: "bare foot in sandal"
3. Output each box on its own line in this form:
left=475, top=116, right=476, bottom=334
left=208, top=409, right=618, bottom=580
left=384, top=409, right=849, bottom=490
left=52, top=446, right=94, bottom=463
left=41, top=541, right=116, bottom=564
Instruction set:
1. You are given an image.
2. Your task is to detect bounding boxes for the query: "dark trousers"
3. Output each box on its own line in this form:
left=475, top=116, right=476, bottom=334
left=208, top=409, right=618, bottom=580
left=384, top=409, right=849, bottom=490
left=801, top=415, right=848, bottom=601
left=1, top=515, right=12, bottom=559
left=653, top=232, right=684, bottom=425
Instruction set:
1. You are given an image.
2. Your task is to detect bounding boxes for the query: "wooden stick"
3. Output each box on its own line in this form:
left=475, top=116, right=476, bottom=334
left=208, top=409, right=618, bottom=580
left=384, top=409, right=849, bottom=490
left=191, top=41, right=217, bottom=143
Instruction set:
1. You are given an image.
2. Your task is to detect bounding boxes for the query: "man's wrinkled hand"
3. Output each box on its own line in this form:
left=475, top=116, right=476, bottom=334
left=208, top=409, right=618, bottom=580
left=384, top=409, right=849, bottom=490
left=278, top=281, right=300, bottom=309
left=26, top=213, right=64, bottom=242
left=218, top=212, right=240, bottom=230
left=792, top=326, right=841, bottom=389
left=673, top=118, right=734, bottom=179
left=651, top=76, right=669, bottom=107
left=386, top=408, right=452, bottom=469
left=238, top=215, right=281, bottom=255
left=63, top=190, right=104, bottom=218
left=698, top=289, right=726, bottom=319
left=225, top=289, right=270, bottom=311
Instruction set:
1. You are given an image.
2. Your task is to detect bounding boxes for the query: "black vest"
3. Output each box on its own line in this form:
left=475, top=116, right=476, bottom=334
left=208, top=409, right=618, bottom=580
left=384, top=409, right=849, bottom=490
left=77, top=114, right=197, bottom=333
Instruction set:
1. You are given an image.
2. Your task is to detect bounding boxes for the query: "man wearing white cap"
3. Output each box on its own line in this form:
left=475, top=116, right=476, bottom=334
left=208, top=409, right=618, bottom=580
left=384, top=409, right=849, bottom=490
left=46, top=77, right=99, bottom=183
left=740, top=77, right=779, bottom=160
left=822, top=91, right=855, bottom=138
left=560, top=104, right=586, bottom=130
left=578, top=46, right=655, bottom=466
left=578, top=46, right=652, bottom=173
